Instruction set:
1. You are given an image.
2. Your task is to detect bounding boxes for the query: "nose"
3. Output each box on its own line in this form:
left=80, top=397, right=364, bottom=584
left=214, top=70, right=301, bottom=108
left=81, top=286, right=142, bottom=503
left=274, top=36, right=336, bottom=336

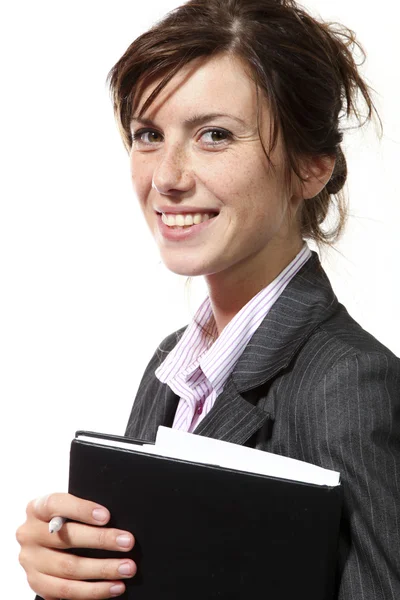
left=152, top=145, right=194, bottom=196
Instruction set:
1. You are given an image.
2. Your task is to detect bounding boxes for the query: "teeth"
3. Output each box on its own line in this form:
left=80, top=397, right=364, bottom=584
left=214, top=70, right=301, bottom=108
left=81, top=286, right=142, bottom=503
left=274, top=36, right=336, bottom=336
left=161, top=213, right=216, bottom=227
left=184, top=215, right=193, bottom=226
left=193, top=214, right=202, bottom=225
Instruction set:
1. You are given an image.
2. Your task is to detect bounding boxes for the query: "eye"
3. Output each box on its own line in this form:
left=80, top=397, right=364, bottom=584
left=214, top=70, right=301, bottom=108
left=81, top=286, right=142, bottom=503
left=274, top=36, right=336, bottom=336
left=130, top=127, right=232, bottom=148
left=131, top=129, right=162, bottom=144
left=200, top=128, right=232, bottom=146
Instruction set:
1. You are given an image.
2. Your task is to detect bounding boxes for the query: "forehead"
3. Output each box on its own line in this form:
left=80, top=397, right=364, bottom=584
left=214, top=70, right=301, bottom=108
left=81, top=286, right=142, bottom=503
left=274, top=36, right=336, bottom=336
left=133, top=53, right=260, bottom=121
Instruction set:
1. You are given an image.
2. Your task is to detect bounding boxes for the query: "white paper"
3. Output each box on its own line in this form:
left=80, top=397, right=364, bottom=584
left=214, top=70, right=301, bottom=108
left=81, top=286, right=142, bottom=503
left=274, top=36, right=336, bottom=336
left=154, top=426, right=340, bottom=487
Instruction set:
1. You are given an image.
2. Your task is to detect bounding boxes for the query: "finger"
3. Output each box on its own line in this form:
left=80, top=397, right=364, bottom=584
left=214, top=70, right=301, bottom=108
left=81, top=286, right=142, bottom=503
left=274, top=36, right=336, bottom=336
left=19, top=519, right=135, bottom=551
left=29, top=571, right=126, bottom=600
left=29, top=493, right=110, bottom=526
left=37, top=547, right=137, bottom=580
left=59, top=522, right=135, bottom=551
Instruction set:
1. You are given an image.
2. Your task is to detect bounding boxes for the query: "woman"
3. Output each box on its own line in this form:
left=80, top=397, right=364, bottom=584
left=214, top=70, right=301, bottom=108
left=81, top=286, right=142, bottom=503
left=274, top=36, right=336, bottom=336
left=16, top=0, right=400, bottom=598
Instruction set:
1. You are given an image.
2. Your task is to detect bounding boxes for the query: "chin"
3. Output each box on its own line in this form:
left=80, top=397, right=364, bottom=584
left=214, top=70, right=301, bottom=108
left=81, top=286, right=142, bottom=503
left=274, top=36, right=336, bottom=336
left=160, top=252, right=215, bottom=277
left=163, top=262, right=207, bottom=277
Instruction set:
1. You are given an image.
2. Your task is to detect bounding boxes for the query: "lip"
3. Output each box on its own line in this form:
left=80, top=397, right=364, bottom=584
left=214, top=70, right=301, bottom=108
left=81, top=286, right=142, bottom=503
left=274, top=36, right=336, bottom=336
left=156, top=212, right=217, bottom=241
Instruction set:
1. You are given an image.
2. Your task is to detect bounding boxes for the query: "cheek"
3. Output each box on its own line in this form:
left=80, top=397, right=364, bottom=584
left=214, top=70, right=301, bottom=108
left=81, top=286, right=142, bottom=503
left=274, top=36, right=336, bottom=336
left=130, top=156, right=153, bottom=203
left=221, top=169, right=279, bottom=221
left=202, top=156, right=260, bottom=205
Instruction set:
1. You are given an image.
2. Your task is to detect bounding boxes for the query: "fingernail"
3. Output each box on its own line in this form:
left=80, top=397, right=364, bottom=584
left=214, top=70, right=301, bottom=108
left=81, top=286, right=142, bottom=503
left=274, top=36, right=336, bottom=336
left=118, top=561, right=134, bottom=576
left=110, top=583, right=125, bottom=596
left=116, top=534, right=132, bottom=548
left=92, top=508, right=108, bottom=522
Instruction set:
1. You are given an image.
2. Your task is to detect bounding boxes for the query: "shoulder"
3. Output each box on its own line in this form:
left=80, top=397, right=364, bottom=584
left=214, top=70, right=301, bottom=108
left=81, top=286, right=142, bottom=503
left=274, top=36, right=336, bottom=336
left=283, top=303, right=400, bottom=454
left=297, top=301, right=400, bottom=384
left=269, top=301, right=400, bottom=435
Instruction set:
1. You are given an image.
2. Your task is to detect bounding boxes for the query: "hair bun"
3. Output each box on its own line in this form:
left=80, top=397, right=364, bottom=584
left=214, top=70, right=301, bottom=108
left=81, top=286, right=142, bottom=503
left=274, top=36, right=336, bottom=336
left=326, top=146, right=347, bottom=194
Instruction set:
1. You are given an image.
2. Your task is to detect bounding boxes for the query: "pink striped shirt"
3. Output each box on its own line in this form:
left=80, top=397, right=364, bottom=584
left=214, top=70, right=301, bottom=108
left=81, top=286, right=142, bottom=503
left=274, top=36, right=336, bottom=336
left=155, top=244, right=312, bottom=432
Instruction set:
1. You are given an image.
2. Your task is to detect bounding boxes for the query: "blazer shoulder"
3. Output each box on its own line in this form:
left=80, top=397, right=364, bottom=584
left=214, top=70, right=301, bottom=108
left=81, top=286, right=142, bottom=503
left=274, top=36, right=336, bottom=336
left=317, top=302, right=399, bottom=361
left=296, top=302, right=400, bottom=390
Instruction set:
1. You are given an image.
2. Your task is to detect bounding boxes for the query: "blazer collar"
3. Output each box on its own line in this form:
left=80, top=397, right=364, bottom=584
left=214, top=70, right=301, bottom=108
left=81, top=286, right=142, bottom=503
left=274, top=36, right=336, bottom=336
left=231, top=250, right=338, bottom=392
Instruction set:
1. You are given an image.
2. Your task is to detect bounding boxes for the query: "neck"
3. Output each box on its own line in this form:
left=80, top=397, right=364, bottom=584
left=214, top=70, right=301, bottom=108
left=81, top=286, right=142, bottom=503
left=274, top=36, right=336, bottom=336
left=205, top=240, right=304, bottom=335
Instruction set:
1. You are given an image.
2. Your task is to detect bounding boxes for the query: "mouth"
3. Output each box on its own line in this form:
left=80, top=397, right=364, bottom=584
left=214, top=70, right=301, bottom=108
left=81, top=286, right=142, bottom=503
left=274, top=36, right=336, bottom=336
left=157, top=211, right=219, bottom=230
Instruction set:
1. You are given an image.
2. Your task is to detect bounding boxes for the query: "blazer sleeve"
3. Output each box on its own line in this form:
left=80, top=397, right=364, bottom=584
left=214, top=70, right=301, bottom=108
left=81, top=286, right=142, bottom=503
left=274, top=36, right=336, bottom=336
left=310, top=350, right=400, bottom=600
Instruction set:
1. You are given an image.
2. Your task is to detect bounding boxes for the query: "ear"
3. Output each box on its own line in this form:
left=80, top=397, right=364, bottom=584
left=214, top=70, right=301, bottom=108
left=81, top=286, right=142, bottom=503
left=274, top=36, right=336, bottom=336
left=299, top=155, right=336, bottom=200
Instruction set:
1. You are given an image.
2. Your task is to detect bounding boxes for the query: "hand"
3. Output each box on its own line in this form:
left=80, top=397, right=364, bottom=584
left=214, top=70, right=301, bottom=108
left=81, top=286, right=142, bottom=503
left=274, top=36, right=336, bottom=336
left=16, top=492, right=136, bottom=600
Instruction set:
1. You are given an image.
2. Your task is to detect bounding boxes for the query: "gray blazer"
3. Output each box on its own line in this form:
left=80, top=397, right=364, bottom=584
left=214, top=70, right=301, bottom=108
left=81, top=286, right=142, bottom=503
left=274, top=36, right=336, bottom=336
left=125, top=251, right=400, bottom=600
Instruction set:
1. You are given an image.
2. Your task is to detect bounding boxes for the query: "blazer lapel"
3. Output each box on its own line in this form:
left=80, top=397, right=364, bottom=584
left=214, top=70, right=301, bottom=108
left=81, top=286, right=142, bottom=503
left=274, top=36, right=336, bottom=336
left=125, top=375, right=180, bottom=442
left=232, top=251, right=338, bottom=392
left=192, top=377, right=270, bottom=445
left=193, top=252, right=339, bottom=445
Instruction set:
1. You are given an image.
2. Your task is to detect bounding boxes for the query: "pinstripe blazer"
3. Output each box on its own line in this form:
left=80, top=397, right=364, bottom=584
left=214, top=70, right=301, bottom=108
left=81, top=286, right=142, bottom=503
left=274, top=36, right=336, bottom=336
left=125, top=250, right=400, bottom=600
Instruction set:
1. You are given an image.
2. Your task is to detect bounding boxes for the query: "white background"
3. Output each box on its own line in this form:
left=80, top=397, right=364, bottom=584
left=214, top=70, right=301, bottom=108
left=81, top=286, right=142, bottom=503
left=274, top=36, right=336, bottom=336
left=1, top=0, right=399, bottom=596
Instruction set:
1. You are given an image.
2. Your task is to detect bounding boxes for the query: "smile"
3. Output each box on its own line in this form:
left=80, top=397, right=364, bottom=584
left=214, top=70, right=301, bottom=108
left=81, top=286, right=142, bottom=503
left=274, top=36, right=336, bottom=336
left=161, top=212, right=218, bottom=228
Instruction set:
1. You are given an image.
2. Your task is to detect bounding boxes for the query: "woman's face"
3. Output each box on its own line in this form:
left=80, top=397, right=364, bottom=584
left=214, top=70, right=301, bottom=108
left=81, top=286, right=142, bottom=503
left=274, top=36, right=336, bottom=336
left=129, top=53, right=303, bottom=282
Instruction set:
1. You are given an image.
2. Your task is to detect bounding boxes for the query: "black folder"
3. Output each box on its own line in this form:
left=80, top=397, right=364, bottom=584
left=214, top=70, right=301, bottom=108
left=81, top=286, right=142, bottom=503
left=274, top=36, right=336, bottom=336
left=36, top=429, right=342, bottom=600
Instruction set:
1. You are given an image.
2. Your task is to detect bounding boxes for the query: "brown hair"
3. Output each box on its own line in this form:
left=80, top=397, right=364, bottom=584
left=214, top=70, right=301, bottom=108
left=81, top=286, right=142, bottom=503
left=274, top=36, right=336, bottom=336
left=108, top=0, right=382, bottom=246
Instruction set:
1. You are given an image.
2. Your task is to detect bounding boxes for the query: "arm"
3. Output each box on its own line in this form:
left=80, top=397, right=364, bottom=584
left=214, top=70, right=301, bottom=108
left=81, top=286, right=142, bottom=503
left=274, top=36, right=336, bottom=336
left=311, top=351, right=400, bottom=600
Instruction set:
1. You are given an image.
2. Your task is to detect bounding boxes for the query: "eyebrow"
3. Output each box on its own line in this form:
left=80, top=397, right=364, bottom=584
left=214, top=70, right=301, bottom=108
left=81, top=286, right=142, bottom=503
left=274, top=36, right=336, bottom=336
left=130, top=112, right=248, bottom=128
